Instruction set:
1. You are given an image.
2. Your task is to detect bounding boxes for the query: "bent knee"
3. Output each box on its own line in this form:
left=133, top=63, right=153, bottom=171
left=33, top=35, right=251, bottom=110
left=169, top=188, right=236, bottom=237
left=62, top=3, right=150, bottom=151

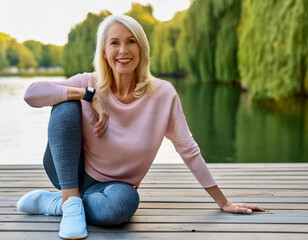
left=83, top=188, right=139, bottom=226
left=50, top=101, right=82, bottom=126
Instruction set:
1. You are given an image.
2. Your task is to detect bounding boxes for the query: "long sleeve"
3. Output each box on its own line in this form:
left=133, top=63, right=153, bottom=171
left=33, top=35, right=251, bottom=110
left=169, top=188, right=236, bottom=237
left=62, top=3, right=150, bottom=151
left=165, top=93, right=216, bottom=188
left=24, top=73, right=85, bottom=108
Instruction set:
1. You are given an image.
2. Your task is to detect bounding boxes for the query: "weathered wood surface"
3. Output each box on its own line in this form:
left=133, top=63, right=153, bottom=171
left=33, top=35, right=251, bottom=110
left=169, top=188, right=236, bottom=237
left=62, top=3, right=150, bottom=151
left=0, top=163, right=307, bottom=240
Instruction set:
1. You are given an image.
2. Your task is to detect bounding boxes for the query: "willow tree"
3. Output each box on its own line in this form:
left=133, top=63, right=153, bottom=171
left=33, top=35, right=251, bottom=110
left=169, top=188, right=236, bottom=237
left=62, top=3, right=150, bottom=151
left=238, top=0, right=308, bottom=99
left=151, top=11, right=186, bottom=75
left=125, top=3, right=157, bottom=43
left=63, top=10, right=111, bottom=77
left=183, top=0, right=241, bottom=83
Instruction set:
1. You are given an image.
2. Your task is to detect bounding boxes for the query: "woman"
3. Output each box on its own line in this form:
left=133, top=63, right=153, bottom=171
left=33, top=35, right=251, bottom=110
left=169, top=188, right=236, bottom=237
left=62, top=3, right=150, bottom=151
left=17, top=15, right=265, bottom=239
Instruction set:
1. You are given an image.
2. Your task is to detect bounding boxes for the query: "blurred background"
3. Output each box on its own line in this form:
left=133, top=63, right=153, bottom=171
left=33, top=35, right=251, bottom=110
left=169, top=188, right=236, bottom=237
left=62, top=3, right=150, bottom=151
left=0, top=0, right=307, bottom=165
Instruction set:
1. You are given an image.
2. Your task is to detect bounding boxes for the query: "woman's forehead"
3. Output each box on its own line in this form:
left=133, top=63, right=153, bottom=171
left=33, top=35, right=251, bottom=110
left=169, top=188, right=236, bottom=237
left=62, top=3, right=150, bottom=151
left=106, top=22, right=134, bottom=39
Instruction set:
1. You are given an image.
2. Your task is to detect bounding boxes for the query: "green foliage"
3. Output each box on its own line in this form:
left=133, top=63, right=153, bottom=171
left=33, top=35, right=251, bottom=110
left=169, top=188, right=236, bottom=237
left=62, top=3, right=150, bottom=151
left=23, top=40, right=43, bottom=64
left=63, top=11, right=111, bottom=77
left=182, top=0, right=241, bottom=83
left=238, top=0, right=308, bottom=99
left=0, top=45, right=9, bottom=69
left=0, top=32, right=63, bottom=69
left=215, top=1, right=241, bottom=82
left=125, top=2, right=157, bottom=41
left=151, top=12, right=186, bottom=74
left=40, top=44, right=63, bottom=67
left=6, top=38, right=20, bottom=66
left=17, top=44, right=37, bottom=68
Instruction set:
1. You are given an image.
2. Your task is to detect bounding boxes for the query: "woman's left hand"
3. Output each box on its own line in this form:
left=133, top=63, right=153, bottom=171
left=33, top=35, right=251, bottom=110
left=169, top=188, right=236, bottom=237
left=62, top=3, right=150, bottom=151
left=91, top=93, right=109, bottom=138
left=221, top=200, right=266, bottom=214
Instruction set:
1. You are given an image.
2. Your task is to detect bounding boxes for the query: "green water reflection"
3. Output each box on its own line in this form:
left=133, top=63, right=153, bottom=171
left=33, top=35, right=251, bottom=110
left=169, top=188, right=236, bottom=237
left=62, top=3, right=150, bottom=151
left=172, top=80, right=308, bottom=163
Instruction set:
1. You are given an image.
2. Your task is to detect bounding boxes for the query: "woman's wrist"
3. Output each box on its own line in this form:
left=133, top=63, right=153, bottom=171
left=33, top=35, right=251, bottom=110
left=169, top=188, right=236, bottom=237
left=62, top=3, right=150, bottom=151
left=67, top=87, right=86, bottom=100
left=204, top=185, right=228, bottom=209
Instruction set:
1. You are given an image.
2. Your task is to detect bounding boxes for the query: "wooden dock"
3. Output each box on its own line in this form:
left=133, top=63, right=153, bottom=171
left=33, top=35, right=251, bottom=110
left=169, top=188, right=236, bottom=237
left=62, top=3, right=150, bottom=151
left=0, top=163, right=307, bottom=239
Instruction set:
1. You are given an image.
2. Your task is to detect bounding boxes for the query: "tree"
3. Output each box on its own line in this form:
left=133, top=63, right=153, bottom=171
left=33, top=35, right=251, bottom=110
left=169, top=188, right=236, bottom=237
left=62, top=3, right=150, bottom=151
left=23, top=40, right=43, bottom=65
left=125, top=3, right=157, bottom=41
left=0, top=45, right=9, bottom=69
left=6, top=38, right=20, bottom=66
left=238, top=0, right=308, bottom=99
left=151, top=11, right=186, bottom=75
left=182, top=0, right=241, bottom=82
left=18, top=44, right=37, bottom=69
left=63, top=10, right=111, bottom=77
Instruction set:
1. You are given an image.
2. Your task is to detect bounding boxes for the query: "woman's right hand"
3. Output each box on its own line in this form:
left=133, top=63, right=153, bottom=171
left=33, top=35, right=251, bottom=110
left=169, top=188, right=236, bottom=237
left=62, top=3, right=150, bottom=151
left=91, top=93, right=109, bottom=138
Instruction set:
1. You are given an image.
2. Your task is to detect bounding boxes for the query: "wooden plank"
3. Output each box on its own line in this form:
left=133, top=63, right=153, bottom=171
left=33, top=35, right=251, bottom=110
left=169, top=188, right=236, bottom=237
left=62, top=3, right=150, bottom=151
left=1, top=214, right=307, bottom=224
left=139, top=196, right=308, bottom=203
left=2, top=175, right=308, bottom=181
left=2, top=176, right=308, bottom=185
left=0, top=210, right=307, bottom=222
left=1, top=196, right=307, bottom=204
left=1, top=181, right=307, bottom=189
left=137, top=202, right=308, bottom=210
left=1, top=222, right=308, bottom=233
left=1, top=232, right=307, bottom=240
left=2, top=170, right=308, bottom=175
left=0, top=163, right=307, bottom=239
left=2, top=189, right=308, bottom=198
left=2, top=202, right=308, bottom=215
left=1, top=163, right=308, bottom=170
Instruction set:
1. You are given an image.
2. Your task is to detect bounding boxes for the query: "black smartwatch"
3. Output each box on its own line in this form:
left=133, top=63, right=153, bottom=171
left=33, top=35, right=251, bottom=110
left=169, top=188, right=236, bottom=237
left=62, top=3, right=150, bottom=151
left=83, top=87, right=96, bottom=102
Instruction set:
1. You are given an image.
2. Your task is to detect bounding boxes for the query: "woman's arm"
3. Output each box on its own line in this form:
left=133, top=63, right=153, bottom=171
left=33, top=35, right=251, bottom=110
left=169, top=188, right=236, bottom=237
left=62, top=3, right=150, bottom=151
left=24, top=74, right=85, bottom=107
left=24, top=73, right=109, bottom=137
left=67, top=87, right=85, bottom=100
left=205, top=185, right=266, bottom=214
left=165, top=87, right=265, bottom=214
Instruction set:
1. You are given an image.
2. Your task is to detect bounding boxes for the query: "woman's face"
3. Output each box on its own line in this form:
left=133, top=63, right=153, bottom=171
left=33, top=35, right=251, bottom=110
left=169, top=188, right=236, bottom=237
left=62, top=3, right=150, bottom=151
left=104, top=22, right=140, bottom=77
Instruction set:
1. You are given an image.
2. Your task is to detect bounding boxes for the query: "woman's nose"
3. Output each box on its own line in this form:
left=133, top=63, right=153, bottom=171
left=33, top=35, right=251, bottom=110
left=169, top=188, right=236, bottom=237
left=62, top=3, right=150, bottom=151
left=119, top=44, right=128, bottom=54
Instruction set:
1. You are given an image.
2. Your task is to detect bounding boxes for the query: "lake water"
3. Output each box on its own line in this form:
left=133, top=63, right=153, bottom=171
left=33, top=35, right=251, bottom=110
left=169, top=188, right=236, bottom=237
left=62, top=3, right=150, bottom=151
left=0, top=76, right=307, bottom=165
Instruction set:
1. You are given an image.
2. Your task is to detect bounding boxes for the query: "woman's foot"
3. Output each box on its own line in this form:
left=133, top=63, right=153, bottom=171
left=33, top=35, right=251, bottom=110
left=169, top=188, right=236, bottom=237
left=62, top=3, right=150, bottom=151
left=17, top=189, right=62, bottom=215
left=59, top=196, right=88, bottom=239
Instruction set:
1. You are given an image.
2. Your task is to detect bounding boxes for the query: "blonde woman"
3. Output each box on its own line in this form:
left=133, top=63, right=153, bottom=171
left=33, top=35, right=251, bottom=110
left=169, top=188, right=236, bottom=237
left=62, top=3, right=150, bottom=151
left=17, top=15, right=265, bottom=239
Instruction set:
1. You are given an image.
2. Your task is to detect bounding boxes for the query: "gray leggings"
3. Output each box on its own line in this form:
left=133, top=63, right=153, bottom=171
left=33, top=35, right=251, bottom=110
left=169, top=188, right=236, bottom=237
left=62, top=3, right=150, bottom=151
left=43, top=101, right=139, bottom=226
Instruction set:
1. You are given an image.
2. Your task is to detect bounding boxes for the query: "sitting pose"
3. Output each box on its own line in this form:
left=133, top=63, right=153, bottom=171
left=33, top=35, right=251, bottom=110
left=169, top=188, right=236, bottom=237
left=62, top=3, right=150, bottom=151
left=17, top=15, right=265, bottom=239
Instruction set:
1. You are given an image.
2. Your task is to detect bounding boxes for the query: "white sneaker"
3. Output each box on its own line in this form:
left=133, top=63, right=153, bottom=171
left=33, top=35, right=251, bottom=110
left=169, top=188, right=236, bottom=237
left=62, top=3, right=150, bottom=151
left=59, top=196, right=88, bottom=239
left=17, top=189, right=62, bottom=215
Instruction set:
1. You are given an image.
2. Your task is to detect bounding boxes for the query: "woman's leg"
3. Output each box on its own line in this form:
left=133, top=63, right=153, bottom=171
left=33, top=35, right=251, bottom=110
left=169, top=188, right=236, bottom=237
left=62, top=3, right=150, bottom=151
left=82, top=182, right=139, bottom=226
left=17, top=101, right=87, bottom=239
left=45, top=100, right=84, bottom=194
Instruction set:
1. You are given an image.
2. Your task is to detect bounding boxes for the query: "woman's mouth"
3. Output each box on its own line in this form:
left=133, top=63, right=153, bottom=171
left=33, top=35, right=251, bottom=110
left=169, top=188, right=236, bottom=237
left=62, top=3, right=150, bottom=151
left=116, top=58, right=132, bottom=64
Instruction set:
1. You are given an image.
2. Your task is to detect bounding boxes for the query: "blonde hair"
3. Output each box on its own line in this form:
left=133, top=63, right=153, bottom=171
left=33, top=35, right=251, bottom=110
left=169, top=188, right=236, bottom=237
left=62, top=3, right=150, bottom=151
left=93, top=15, right=156, bottom=98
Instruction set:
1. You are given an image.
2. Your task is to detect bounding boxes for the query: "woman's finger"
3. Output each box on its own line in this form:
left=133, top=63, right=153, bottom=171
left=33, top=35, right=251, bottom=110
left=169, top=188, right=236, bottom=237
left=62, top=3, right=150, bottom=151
left=94, top=113, right=109, bottom=132
left=241, top=204, right=266, bottom=212
left=235, top=207, right=252, bottom=214
left=96, top=118, right=109, bottom=138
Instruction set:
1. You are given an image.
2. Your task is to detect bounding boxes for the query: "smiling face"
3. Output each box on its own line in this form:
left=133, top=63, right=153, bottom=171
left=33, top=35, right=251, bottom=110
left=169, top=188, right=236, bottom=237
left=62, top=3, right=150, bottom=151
left=103, top=22, right=140, bottom=79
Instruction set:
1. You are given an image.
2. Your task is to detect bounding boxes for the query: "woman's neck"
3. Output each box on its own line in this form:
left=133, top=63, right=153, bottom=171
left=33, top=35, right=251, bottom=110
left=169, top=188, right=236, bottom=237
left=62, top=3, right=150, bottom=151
left=111, top=72, right=137, bottom=104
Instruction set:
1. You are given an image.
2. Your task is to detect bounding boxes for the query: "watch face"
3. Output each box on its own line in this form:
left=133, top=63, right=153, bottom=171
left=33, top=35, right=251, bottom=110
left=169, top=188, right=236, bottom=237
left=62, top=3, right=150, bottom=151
left=88, top=87, right=94, bottom=92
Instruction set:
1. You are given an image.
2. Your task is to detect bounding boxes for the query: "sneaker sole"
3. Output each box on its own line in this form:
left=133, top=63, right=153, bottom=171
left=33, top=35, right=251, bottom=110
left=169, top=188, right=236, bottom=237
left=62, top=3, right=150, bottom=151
left=59, top=231, right=88, bottom=239
left=16, top=189, right=48, bottom=212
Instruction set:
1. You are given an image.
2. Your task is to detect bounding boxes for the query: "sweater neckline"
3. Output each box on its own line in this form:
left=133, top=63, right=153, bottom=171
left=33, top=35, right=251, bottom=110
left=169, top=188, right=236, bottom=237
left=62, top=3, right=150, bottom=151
left=110, top=91, right=144, bottom=107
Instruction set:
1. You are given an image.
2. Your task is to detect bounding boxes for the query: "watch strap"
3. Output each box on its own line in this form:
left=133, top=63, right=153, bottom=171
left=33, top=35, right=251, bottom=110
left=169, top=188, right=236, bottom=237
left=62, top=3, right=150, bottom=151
left=83, top=87, right=96, bottom=102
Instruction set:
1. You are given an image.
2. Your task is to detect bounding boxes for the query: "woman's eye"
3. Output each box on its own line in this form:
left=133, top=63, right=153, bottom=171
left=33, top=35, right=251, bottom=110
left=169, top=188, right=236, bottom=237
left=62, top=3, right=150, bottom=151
left=129, top=39, right=136, bottom=44
left=111, top=41, right=118, bottom=45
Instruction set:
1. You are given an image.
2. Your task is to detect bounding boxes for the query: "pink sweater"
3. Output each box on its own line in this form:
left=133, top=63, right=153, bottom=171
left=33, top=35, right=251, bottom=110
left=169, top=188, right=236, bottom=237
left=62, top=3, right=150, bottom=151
left=24, top=73, right=216, bottom=188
